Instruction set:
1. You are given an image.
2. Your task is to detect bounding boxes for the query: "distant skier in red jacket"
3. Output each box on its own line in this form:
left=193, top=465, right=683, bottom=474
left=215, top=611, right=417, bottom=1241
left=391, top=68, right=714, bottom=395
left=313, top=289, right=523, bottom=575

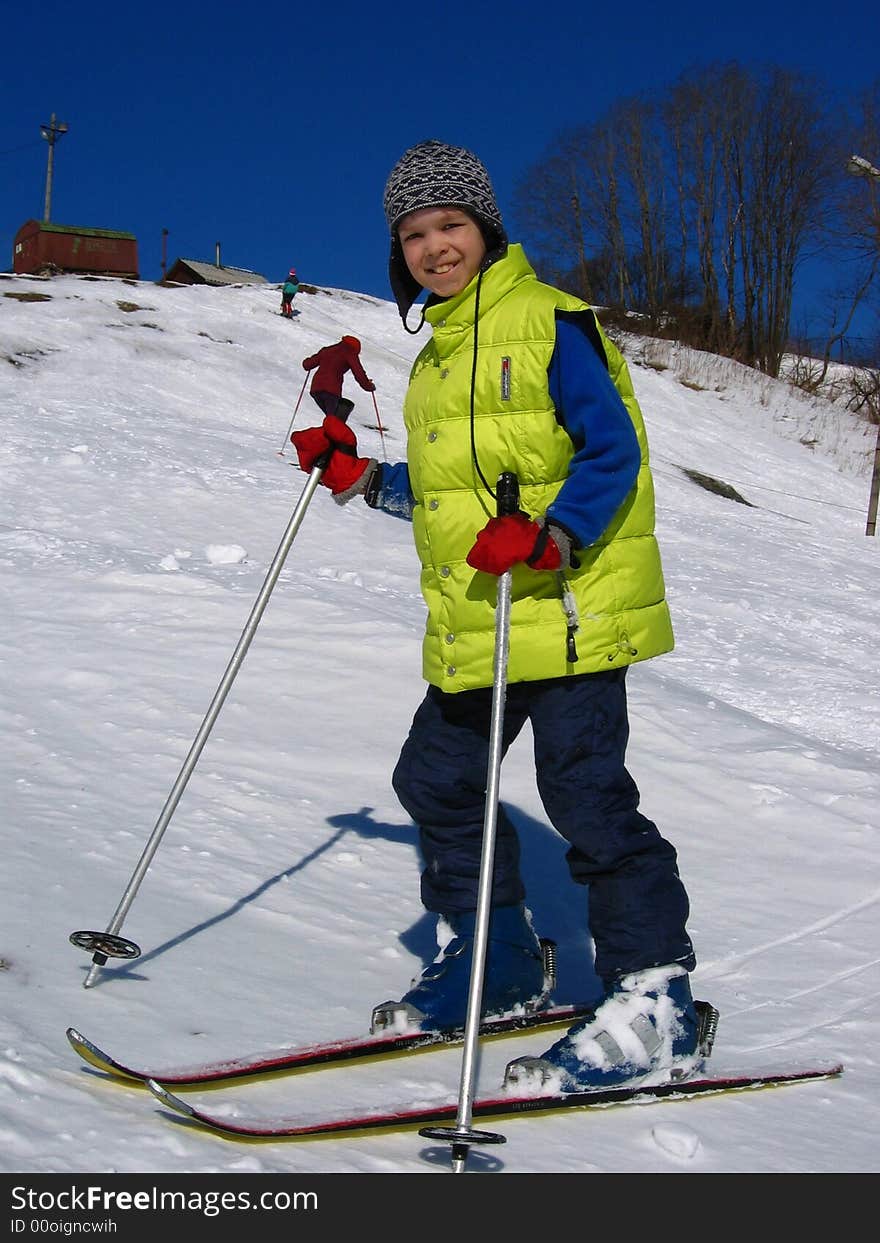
left=302, top=336, right=376, bottom=421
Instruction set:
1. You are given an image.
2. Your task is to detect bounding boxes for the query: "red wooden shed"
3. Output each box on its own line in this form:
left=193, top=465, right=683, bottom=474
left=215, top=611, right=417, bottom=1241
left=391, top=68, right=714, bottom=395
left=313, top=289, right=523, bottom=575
left=13, top=220, right=139, bottom=278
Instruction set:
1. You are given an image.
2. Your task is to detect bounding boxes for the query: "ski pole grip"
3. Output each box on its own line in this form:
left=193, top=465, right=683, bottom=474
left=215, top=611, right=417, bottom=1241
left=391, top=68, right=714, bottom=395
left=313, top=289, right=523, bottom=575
left=496, top=472, right=520, bottom=518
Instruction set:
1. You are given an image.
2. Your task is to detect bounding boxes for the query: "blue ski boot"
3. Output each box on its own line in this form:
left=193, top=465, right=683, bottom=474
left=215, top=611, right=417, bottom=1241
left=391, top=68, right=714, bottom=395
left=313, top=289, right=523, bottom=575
left=504, top=965, right=717, bottom=1094
left=371, top=904, right=552, bottom=1034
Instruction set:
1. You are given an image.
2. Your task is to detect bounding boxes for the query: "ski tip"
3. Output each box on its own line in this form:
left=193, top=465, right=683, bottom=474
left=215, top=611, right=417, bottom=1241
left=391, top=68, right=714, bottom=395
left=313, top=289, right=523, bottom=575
left=67, top=1026, right=91, bottom=1059
left=66, top=1026, right=104, bottom=1063
left=753, top=1060, right=845, bottom=1083
left=146, top=1079, right=195, bottom=1119
left=812, top=1061, right=845, bottom=1079
left=66, top=1026, right=140, bottom=1082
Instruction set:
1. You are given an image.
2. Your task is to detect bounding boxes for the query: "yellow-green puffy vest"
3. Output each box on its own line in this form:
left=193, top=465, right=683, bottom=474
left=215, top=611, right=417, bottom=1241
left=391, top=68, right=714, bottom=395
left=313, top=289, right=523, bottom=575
left=403, top=244, right=673, bottom=692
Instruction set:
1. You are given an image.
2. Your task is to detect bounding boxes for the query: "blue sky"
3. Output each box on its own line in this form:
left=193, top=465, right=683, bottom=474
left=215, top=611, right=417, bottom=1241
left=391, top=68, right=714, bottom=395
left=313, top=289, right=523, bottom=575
left=1, top=0, right=876, bottom=339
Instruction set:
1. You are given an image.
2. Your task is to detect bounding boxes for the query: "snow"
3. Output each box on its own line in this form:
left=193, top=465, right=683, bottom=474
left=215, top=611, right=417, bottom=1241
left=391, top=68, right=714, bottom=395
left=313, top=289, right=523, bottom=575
left=1, top=272, right=878, bottom=1176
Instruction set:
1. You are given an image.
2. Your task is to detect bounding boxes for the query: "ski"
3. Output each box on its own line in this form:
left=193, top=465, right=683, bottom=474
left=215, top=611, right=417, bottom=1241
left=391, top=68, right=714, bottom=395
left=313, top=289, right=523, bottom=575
left=66, top=1002, right=595, bottom=1089
left=145, top=1062, right=844, bottom=1140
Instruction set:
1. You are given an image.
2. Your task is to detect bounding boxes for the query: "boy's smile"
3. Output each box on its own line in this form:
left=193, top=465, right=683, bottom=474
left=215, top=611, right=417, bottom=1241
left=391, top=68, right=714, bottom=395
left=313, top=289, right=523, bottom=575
left=398, top=207, right=488, bottom=299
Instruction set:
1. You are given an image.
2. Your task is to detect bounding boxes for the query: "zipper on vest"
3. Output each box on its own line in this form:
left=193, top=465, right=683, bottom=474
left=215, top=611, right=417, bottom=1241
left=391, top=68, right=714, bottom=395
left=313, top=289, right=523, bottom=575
left=556, top=572, right=580, bottom=663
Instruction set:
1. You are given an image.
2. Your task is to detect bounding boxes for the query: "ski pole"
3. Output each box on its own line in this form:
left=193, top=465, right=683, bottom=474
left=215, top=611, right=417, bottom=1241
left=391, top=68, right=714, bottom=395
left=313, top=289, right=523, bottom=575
left=277, top=371, right=310, bottom=455
left=370, top=391, right=388, bottom=462
left=419, top=471, right=520, bottom=1173
left=70, top=453, right=333, bottom=988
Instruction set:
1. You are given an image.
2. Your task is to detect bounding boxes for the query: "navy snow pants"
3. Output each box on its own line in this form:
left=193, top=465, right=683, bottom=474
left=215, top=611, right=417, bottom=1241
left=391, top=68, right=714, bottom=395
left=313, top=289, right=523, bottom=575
left=311, top=390, right=355, bottom=421
left=391, top=667, right=696, bottom=984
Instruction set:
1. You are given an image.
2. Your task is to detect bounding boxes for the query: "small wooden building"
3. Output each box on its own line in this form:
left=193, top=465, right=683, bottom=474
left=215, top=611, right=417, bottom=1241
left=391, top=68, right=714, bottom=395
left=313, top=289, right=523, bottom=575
left=13, top=220, right=139, bottom=278
left=164, top=257, right=268, bottom=287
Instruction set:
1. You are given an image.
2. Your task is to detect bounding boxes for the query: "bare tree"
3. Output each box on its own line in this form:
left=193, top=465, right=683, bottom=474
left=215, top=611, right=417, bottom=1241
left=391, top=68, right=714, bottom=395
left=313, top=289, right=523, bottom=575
left=664, top=66, right=748, bottom=355
left=577, top=119, right=633, bottom=309
left=744, top=68, right=830, bottom=373
left=614, top=97, right=670, bottom=327
left=511, top=129, right=598, bottom=299
left=512, top=62, right=836, bottom=375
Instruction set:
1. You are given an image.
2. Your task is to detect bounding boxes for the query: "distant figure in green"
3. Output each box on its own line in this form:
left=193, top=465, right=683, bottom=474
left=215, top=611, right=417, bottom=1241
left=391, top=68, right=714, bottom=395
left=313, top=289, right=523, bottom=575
left=281, top=269, right=299, bottom=318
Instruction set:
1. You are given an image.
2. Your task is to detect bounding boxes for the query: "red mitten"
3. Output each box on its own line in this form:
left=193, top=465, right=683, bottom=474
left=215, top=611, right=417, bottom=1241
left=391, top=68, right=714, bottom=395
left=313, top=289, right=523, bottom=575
left=466, top=513, right=563, bottom=576
left=291, top=415, right=373, bottom=498
left=290, top=423, right=332, bottom=473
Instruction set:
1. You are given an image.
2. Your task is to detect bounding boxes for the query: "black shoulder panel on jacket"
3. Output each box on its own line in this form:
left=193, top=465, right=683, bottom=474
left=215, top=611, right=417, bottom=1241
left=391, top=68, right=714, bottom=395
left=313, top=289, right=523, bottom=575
left=554, top=308, right=609, bottom=372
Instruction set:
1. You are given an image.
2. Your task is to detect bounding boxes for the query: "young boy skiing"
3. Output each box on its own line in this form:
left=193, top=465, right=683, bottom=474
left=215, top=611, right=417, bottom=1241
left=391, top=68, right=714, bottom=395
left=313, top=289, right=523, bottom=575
left=291, top=139, right=711, bottom=1094
left=281, top=269, right=299, bottom=318
left=301, top=336, right=375, bottom=422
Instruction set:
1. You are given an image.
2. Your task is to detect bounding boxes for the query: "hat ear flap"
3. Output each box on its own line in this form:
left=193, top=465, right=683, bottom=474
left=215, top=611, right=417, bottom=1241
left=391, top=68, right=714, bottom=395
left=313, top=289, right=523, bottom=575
left=477, top=221, right=509, bottom=267
left=388, top=233, right=424, bottom=322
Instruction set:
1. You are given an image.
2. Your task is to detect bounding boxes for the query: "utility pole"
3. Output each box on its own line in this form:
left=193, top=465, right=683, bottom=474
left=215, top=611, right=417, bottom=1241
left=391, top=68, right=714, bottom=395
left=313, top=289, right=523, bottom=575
left=867, top=427, right=880, bottom=539
left=40, top=113, right=69, bottom=223
left=846, top=154, right=880, bottom=537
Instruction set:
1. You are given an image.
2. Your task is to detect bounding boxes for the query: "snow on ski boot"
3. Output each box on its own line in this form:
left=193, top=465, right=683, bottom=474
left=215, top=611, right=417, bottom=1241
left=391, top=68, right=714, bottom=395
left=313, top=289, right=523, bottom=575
left=371, top=903, right=553, bottom=1034
left=504, top=964, right=719, bottom=1094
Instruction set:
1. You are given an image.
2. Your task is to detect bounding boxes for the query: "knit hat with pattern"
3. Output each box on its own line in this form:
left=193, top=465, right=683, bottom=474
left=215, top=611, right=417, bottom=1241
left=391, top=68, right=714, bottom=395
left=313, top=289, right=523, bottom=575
left=383, top=139, right=508, bottom=324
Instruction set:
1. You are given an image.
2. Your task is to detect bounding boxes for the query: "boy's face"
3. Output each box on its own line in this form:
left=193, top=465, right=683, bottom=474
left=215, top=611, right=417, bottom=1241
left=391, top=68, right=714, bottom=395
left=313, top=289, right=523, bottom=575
left=397, top=207, right=487, bottom=299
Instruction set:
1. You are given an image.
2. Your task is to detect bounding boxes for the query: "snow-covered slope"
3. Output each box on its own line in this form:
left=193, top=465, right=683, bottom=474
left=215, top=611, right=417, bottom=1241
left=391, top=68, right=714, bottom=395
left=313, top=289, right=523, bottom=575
left=1, top=272, right=877, bottom=1174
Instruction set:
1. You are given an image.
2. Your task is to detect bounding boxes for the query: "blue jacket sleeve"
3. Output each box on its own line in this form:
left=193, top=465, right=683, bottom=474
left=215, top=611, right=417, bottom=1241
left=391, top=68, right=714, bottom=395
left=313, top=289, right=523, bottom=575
left=365, top=461, right=415, bottom=520
left=545, top=312, right=641, bottom=549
